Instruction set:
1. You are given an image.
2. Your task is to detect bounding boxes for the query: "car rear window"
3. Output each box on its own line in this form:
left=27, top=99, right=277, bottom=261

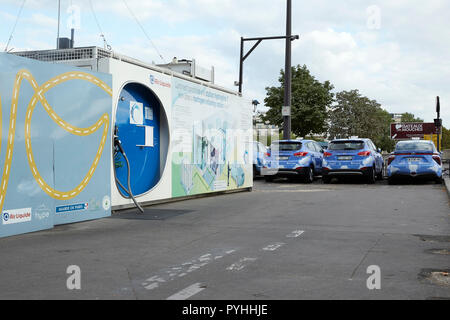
left=328, top=141, right=365, bottom=151
left=395, top=141, right=434, bottom=152
left=271, top=142, right=302, bottom=151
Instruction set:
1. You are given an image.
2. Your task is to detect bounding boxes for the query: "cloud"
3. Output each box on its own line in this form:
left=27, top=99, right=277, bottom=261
left=1, top=0, right=449, bottom=126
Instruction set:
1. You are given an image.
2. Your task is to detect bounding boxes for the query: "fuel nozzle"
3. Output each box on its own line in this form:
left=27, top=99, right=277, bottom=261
left=114, top=126, right=125, bottom=155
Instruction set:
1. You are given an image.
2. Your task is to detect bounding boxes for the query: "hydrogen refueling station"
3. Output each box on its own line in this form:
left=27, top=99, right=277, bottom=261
left=0, top=45, right=253, bottom=238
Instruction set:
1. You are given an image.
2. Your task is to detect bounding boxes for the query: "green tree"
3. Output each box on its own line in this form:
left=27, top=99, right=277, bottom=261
left=401, top=112, right=423, bottom=123
left=442, top=126, right=450, bottom=149
left=263, top=65, right=334, bottom=138
left=328, top=89, right=395, bottom=152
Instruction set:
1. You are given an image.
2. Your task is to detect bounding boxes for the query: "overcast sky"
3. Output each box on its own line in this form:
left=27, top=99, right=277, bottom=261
left=1, top=0, right=449, bottom=127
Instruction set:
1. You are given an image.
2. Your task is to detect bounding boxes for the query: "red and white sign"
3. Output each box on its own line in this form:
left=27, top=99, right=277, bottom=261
left=2, top=208, right=32, bottom=225
left=390, top=122, right=437, bottom=140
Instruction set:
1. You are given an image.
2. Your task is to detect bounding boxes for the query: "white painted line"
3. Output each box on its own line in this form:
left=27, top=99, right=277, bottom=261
left=166, top=283, right=205, bottom=300
left=226, top=257, right=257, bottom=272
left=287, top=230, right=305, bottom=238
left=262, top=242, right=286, bottom=251
left=142, top=248, right=236, bottom=291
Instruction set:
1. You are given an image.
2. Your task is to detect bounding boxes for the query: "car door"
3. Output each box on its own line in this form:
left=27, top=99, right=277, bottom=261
left=307, top=142, right=321, bottom=172
left=314, top=142, right=324, bottom=172
left=369, top=140, right=382, bottom=172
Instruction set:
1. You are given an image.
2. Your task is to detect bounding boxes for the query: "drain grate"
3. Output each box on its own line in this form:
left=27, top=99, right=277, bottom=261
left=110, top=208, right=196, bottom=221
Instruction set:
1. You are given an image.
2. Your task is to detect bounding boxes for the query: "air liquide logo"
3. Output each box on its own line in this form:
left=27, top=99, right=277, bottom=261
left=2, top=208, right=32, bottom=225
left=149, top=74, right=171, bottom=88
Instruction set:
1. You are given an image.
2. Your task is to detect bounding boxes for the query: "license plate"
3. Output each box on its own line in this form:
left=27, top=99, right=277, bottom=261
left=408, top=157, right=421, bottom=162
left=338, top=156, right=352, bottom=161
left=277, top=156, right=289, bottom=161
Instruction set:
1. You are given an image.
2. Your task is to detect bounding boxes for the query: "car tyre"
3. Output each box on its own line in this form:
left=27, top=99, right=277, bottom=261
left=322, top=176, right=331, bottom=184
left=435, top=176, right=443, bottom=184
left=304, top=167, right=314, bottom=184
left=376, top=165, right=384, bottom=180
left=367, top=166, right=376, bottom=184
left=265, top=175, right=275, bottom=182
left=388, top=177, right=396, bottom=185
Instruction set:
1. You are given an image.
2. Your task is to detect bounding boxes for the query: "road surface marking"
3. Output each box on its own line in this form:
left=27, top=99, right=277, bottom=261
left=287, top=230, right=305, bottom=238
left=142, top=248, right=236, bottom=291
left=167, top=283, right=205, bottom=300
left=262, top=242, right=286, bottom=251
left=226, top=257, right=257, bottom=272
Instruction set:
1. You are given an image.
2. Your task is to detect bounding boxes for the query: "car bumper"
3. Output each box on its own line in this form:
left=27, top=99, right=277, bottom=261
left=322, top=168, right=372, bottom=177
left=264, top=167, right=309, bottom=177
left=387, top=165, right=442, bottom=179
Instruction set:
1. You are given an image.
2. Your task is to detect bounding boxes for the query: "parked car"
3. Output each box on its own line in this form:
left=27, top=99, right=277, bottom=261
left=387, top=140, right=443, bottom=184
left=252, top=141, right=268, bottom=178
left=322, top=138, right=384, bottom=184
left=264, top=140, right=324, bottom=183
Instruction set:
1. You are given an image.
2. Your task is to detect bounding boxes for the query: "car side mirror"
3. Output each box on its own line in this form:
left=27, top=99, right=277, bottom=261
left=377, top=148, right=381, bottom=153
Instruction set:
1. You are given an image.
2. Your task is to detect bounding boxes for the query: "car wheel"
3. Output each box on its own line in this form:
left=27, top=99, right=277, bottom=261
left=376, top=165, right=384, bottom=180
left=304, top=167, right=314, bottom=184
left=253, top=165, right=257, bottom=178
left=322, top=176, right=331, bottom=184
left=265, top=176, right=274, bottom=182
left=388, top=177, right=396, bottom=185
left=435, top=176, right=443, bottom=184
left=367, top=166, right=376, bottom=184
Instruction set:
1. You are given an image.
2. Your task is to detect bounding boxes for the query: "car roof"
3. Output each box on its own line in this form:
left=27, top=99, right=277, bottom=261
left=331, top=138, right=368, bottom=142
left=272, top=139, right=316, bottom=143
left=396, top=140, right=432, bottom=144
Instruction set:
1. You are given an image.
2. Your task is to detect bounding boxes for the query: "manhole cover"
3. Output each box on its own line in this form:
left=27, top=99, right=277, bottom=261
left=110, top=209, right=196, bottom=221
left=418, top=269, right=450, bottom=287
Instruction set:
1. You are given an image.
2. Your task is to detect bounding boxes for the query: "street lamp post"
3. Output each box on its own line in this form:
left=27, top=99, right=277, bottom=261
left=283, top=0, right=292, bottom=140
left=435, top=96, right=442, bottom=152
left=237, top=0, right=299, bottom=140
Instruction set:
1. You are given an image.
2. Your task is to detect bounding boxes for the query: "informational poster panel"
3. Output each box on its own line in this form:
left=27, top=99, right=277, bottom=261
left=171, top=78, right=253, bottom=198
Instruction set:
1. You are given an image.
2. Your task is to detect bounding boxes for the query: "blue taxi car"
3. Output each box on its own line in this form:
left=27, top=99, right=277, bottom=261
left=387, top=140, right=443, bottom=184
left=253, top=141, right=268, bottom=178
left=264, top=140, right=324, bottom=183
left=321, top=139, right=384, bottom=184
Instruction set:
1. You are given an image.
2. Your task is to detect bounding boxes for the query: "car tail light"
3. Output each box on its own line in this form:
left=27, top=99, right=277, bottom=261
left=323, top=152, right=332, bottom=157
left=387, top=155, right=396, bottom=165
left=265, top=152, right=270, bottom=157
left=432, top=155, right=442, bottom=165
left=358, top=151, right=371, bottom=157
left=294, top=152, right=308, bottom=157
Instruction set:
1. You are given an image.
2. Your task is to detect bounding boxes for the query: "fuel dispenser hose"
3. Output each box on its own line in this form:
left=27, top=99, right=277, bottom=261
left=114, top=136, right=144, bottom=214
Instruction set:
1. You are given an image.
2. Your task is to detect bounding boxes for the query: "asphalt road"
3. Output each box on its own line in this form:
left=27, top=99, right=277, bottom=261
left=0, top=177, right=449, bottom=300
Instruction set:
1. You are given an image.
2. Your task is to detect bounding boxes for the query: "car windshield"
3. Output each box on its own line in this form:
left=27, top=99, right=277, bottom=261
left=328, top=141, right=364, bottom=151
left=271, top=142, right=302, bottom=151
left=395, top=141, right=434, bottom=152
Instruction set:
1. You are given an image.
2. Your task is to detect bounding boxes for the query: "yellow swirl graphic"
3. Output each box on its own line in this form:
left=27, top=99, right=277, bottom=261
left=0, top=69, right=112, bottom=212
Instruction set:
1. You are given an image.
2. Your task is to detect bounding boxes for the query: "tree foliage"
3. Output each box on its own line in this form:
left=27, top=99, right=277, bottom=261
left=442, top=126, right=450, bottom=149
left=263, top=65, right=334, bottom=138
left=401, top=112, right=424, bottom=123
left=328, top=89, right=395, bottom=151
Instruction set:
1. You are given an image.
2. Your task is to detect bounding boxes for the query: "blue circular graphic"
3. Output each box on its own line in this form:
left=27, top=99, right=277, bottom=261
left=3, top=212, right=9, bottom=222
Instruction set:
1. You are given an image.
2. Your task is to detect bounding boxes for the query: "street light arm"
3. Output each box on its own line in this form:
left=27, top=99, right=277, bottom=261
left=238, top=34, right=300, bottom=94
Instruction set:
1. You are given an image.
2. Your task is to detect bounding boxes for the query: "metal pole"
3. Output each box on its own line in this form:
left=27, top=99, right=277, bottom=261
left=283, top=0, right=292, bottom=140
left=57, top=0, right=61, bottom=49
left=437, top=96, right=441, bottom=152
left=239, top=37, right=244, bottom=94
